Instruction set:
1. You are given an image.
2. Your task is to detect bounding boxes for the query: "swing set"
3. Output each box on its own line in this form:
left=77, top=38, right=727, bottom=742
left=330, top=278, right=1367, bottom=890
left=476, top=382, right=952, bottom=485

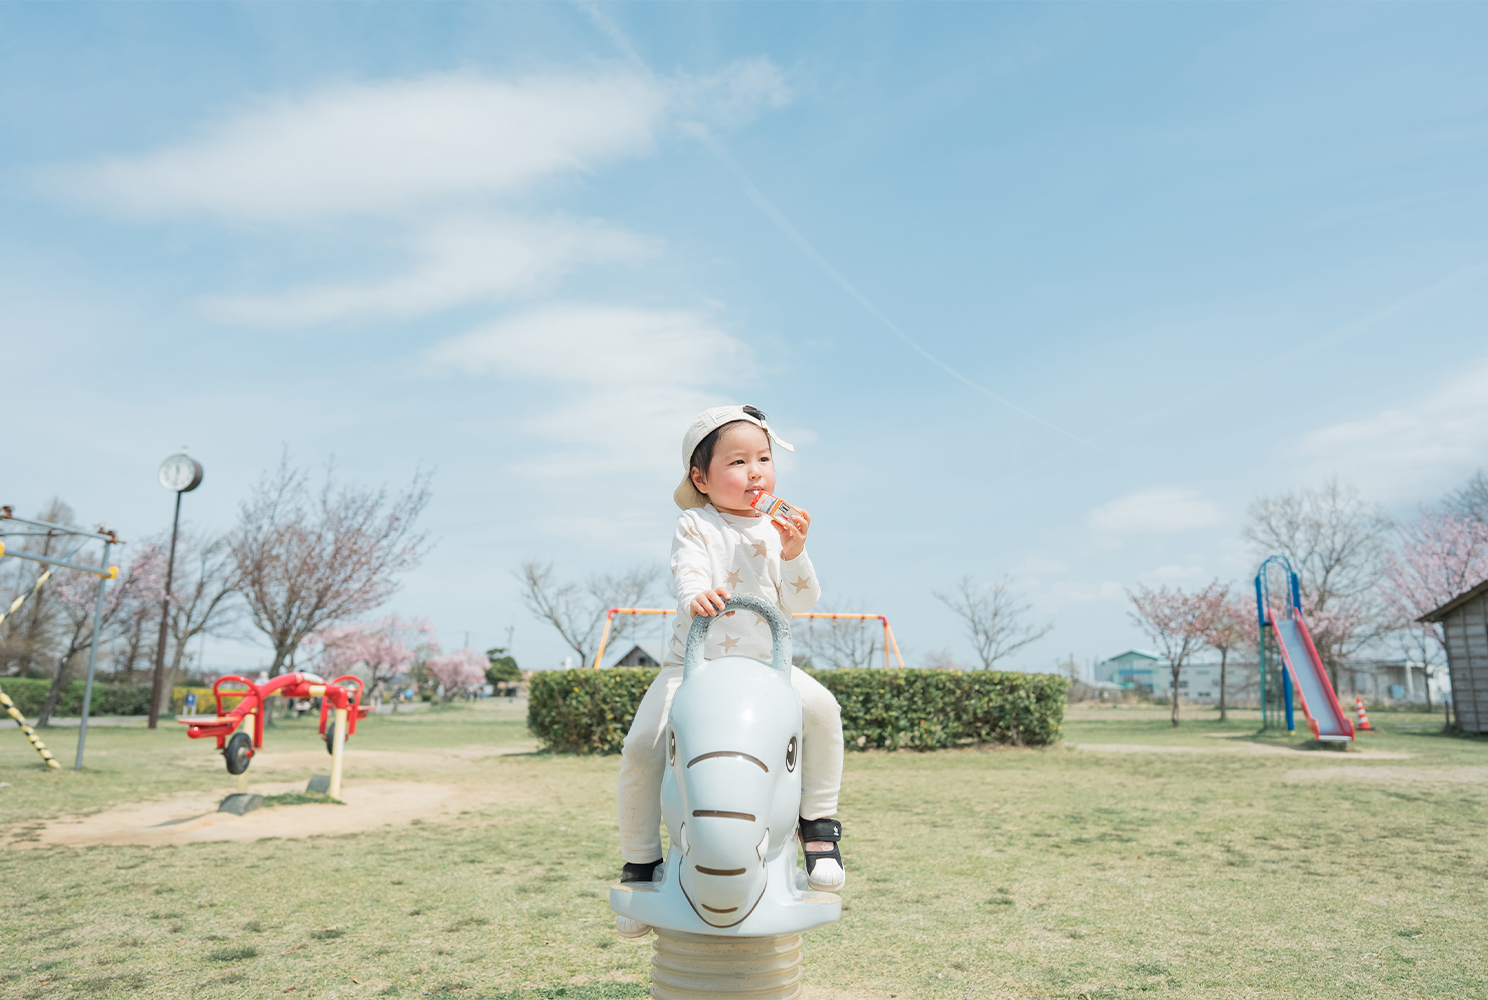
left=591, top=607, right=906, bottom=669
left=0, top=507, right=121, bottom=771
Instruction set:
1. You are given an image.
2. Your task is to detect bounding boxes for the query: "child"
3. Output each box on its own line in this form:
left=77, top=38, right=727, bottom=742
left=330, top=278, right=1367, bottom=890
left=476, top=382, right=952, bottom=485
left=616, top=404, right=846, bottom=916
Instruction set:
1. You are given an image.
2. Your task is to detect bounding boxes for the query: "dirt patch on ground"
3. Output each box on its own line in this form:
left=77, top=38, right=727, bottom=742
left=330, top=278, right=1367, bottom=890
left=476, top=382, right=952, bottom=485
left=12, top=779, right=495, bottom=848
left=1072, top=742, right=1413, bottom=759
left=1283, top=765, right=1488, bottom=785
left=235, top=744, right=536, bottom=774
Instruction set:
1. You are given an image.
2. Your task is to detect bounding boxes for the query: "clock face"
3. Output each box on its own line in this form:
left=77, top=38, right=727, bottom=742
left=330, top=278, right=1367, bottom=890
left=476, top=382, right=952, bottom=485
left=158, top=454, right=203, bottom=493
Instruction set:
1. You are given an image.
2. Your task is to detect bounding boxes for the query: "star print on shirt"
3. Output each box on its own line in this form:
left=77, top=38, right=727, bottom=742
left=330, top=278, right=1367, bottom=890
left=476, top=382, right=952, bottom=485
left=791, top=576, right=812, bottom=594
left=719, top=635, right=740, bottom=652
left=750, top=540, right=768, bottom=559
left=725, top=568, right=743, bottom=587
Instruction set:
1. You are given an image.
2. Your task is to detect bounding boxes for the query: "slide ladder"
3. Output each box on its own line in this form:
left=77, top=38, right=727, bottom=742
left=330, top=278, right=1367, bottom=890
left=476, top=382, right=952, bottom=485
left=1254, top=557, right=1354, bottom=742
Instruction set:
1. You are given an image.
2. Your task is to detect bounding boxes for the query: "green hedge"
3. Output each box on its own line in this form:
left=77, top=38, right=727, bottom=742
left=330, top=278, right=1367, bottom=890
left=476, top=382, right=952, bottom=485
left=807, top=668, right=1067, bottom=750
left=0, top=678, right=155, bottom=719
left=527, top=668, right=658, bottom=754
left=526, top=667, right=1066, bottom=754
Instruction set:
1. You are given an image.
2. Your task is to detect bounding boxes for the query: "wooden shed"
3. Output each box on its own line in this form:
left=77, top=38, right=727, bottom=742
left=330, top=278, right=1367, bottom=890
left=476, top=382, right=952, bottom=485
left=1421, top=578, right=1488, bottom=733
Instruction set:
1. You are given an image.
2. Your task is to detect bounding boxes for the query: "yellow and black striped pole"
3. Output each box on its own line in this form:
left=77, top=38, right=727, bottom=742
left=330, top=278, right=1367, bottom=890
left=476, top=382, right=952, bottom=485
left=0, top=550, right=56, bottom=630
left=0, top=687, right=61, bottom=769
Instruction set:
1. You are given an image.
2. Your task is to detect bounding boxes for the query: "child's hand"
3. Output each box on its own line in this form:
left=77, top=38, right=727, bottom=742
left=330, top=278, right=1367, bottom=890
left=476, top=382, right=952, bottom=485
left=690, top=587, right=731, bottom=618
left=773, top=506, right=810, bottom=561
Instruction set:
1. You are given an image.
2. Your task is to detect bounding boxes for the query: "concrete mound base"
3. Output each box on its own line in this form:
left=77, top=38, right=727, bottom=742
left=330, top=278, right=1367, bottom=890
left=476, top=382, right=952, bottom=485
left=651, top=929, right=802, bottom=999
left=217, top=793, right=263, bottom=816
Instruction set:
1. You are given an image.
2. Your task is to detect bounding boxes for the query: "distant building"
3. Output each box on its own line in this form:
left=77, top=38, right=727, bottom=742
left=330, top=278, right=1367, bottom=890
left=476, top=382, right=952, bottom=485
left=608, top=644, right=665, bottom=668
left=1094, top=650, right=1165, bottom=691
left=1421, top=578, right=1488, bottom=733
left=1094, top=649, right=1226, bottom=703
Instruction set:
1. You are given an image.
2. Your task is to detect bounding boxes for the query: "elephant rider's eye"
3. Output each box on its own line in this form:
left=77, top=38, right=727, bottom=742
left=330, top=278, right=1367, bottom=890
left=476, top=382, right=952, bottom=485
left=786, top=735, right=797, bottom=772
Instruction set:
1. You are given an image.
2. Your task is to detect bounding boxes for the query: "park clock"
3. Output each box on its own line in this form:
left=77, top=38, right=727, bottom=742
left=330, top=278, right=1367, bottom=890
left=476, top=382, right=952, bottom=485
left=158, top=452, right=203, bottom=493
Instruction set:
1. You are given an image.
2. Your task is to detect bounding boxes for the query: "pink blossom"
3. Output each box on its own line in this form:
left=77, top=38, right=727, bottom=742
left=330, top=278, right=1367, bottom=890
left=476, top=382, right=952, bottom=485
left=302, top=615, right=437, bottom=685
left=1378, top=510, right=1488, bottom=653
left=425, top=648, right=487, bottom=694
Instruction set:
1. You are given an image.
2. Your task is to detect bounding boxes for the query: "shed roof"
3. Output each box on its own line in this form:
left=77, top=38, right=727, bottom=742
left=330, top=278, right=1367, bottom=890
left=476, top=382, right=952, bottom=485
left=1107, top=649, right=1165, bottom=662
left=1419, top=578, right=1488, bottom=623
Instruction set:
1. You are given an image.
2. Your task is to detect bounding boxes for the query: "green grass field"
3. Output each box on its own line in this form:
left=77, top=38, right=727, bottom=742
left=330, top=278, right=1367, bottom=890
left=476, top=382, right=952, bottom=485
left=2, top=700, right=1486, bottom=999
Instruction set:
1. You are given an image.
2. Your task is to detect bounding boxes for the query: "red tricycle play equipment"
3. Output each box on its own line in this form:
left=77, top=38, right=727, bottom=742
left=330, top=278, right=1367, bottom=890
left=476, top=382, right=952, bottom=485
left=178, top=671, right=369, bottom=798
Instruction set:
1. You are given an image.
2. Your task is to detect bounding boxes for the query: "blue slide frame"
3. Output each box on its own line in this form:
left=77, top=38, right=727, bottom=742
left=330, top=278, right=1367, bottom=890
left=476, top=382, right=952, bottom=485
left=1254, top=557, right=1354, bottom=742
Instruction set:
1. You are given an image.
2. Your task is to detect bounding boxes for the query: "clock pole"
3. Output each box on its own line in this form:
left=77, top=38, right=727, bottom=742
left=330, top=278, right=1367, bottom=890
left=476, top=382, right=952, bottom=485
left=148, top=451, right=202, bottom=729
left=148, top=491, right=183, bottom=729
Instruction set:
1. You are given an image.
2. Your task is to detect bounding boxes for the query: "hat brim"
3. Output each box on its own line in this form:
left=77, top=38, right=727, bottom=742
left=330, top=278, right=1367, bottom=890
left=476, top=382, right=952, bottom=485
left=674, top=474, right=709, bottom=510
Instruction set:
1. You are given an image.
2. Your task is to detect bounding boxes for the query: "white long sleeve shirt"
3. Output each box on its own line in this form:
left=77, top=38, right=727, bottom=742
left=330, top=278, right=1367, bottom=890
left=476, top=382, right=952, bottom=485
left=662, top=504, right=822, bottom=667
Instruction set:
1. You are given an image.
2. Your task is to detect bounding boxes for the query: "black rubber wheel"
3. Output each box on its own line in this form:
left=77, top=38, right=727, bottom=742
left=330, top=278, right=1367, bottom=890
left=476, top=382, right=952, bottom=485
left=225, top=732, right=253, bottom=775
left=325, top=724, right=337, bottom=756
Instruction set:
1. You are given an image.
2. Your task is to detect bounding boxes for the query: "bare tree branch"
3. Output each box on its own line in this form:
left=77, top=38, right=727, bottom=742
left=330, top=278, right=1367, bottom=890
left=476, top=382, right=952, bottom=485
left=1244, top=477, right=1394, bottom=683
left=230, top=452, right=432, bottom=676
left=934, top=574, right=1052, bottom=671
left=518, top=560, right=661, bottom=668
left=1445, top=468, right=1488, bottom=526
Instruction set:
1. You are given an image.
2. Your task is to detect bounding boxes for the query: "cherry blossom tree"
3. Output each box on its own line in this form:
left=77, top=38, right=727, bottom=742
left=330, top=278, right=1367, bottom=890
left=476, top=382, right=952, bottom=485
left=37, top=546, right=166, bottom=726
left=1128, top=580, right=1227, bottom=727
left=302, top=615, right=436, bottom=688
left=425, top=648, right=487, bottom=704
left=1377, top=509, right=1488, bottom=705
left=231, top=454, right=431, bottom=677
left=1199, top=593, right=1258, bottom=723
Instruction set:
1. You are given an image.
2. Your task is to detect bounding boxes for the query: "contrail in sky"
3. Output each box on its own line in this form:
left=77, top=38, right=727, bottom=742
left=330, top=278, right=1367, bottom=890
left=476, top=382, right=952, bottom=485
left=577, top=3, right=1096, bottom=450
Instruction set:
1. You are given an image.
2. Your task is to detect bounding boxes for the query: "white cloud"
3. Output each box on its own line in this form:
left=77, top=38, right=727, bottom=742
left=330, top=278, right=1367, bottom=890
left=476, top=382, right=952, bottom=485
left=1087, top=489, right=1222, bottom=545
left=677, top=58, right=792, bottom=127
left=53, top=63, right=788, bottom=224
left=1293, top=363, right=1488, bottom=502
left=57, top=73, right=665, bottom=221
left=426, top=304, right=755, bottom=473
left=199, top=216, right=658, bottom=327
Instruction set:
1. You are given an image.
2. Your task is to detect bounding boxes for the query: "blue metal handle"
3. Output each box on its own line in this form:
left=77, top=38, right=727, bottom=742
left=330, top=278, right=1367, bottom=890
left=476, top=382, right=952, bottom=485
left=682, top=594, right=793, bottom=680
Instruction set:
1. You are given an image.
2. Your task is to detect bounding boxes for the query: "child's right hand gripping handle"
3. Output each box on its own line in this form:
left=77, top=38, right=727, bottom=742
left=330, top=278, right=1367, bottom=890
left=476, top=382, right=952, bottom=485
left=683, top=594, right=793, bottom=681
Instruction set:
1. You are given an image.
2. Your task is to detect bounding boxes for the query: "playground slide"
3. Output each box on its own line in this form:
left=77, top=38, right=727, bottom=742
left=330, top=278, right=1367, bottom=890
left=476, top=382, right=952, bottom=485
left=1271, top=618, right=1354, bottom=742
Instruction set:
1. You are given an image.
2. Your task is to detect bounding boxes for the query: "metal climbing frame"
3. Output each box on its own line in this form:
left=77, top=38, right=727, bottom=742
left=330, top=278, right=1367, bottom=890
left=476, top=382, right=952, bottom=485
left=0, top=507, right=121, bottom=770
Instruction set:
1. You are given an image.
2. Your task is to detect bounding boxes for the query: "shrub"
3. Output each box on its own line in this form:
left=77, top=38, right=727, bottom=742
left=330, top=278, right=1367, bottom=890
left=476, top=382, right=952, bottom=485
left=527, top=668, right=658, bottom=754
left=526, top=666, right=1067, bottom=754
left=0, top=678, right=168, bottom=719
left=809, top=668, right=1067, bottom=750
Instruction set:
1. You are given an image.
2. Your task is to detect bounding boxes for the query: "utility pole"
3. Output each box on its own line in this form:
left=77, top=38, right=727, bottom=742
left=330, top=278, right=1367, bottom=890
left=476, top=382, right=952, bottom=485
left=148, top=450, right=203, bottom=729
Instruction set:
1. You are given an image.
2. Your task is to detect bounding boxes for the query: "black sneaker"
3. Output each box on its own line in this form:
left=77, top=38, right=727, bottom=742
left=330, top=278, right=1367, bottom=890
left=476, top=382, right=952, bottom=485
left=620, top=859, right=663, bottom=884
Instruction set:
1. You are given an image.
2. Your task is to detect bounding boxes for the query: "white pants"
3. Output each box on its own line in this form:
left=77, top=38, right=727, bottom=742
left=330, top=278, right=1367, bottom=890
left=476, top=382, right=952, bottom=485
left=617, top=664, right=844, bottom=864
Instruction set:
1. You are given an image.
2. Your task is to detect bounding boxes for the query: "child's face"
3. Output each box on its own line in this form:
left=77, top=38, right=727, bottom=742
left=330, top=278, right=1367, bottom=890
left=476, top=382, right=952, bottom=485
left=691, top=423, right=775, bottom=515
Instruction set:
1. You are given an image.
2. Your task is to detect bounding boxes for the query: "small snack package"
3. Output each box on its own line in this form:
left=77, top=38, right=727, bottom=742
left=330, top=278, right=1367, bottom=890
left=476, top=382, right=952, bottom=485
left=750, top=490, right=802, bottom=527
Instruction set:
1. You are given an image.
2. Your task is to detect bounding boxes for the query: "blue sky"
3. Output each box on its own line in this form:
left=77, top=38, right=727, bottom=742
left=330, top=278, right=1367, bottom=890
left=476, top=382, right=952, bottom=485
left=5, top=3, right=1487, bottom=674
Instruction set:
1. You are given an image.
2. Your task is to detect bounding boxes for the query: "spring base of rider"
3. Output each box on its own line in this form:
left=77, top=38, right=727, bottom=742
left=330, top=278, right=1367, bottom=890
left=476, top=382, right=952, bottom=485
left=650, top=930, right=803, bottom=999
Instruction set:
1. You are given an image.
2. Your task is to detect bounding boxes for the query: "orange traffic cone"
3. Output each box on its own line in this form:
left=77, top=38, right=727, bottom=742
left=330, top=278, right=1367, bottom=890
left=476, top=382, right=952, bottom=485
left=1354, top=698, right=1372, bottom=731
